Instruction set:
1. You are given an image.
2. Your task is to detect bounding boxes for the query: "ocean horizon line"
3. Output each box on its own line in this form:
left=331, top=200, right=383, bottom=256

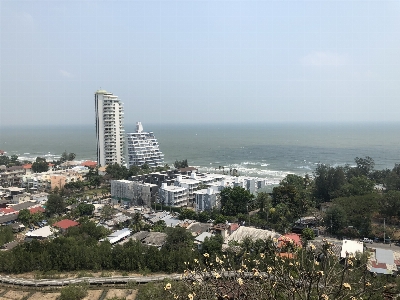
left=1, top=121, right=400, bottom=130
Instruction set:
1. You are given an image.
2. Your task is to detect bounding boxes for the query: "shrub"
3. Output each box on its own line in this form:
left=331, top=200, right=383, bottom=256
left=59, top=284, right=88, bottom=300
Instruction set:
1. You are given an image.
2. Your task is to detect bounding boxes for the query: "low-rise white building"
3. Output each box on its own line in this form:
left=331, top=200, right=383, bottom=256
left=111, top=180, right=158, bottom=206
left=340, top=240, right=363, bottom=259
left=175, top=173, right=200, bottom=205
left=194, top=188, right=220, bottom=212
left=159, top=183, right=188, bottom=207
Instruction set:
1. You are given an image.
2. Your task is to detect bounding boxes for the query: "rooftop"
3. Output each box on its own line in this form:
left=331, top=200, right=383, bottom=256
left=53, top=219, right=79, bottom=229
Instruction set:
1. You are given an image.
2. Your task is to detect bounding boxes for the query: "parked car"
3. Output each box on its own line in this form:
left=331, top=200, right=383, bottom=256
left=360, top=238, right=373, bottom=244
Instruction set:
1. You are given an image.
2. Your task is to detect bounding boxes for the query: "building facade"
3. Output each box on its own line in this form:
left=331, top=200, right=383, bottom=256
left=126, top=122, right=164, bottom=168
left=95, top=90, right=125, bottom=166
left=159, top=183, right=188, bottom=207
left=111, top=179, right=158, bottom=206
left=194, top=188, right=220, bottom=212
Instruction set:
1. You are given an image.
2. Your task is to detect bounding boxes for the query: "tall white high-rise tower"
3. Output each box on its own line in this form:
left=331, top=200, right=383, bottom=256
left=95, top=89, right=125, bottom=166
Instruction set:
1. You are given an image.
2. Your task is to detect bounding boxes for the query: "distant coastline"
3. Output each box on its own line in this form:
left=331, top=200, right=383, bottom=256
left=1, top=122, right=400, bottom=183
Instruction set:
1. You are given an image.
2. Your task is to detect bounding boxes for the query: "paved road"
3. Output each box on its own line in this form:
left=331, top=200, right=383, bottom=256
left=315, top=236, right=400, bottom=251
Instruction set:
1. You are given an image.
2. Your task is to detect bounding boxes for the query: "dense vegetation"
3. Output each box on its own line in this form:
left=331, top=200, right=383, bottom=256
left=0, top=221, right=197, bottom=274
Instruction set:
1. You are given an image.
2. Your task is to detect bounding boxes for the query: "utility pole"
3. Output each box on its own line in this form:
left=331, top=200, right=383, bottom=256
left=384, top=218, right=386, bottom=243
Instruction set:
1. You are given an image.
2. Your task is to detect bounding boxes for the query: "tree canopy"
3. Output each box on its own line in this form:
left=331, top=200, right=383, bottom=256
left=220, top=186, right=254, bottom=216
left=32, top=157, right=49, bottom=173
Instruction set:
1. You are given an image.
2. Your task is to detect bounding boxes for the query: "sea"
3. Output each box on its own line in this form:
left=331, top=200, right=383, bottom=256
left=1, top=123, right=399, bottom=186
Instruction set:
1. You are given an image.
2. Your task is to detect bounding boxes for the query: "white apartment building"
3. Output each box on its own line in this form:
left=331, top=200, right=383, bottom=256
left=111, top=179, right=158, bottom=206
left=126, top=122, right=164, bottom=168
left=175, top=173, right=200, bottom=205
left=111, top=180, right=134, bottom=204
left=159, top=183, right=188, bottom=207
left=95, top=89, right=125, bottom=166
left=194, top=188, right=220, bottom=212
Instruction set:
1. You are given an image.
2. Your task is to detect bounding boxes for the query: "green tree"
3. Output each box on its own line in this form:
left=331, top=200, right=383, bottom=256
left=174, top=159, right=188, bottom=169
left=9, top=154, right=20, bottom=166
left=0, top=155, right=10, bottom=167
left=380, top=190, right=400, bottom=218
left=106, top=163, right=129, bottom=180
left=101, top=205, right=115, bottom=220
left=75, top=203, right=95, bottom=216
left=202, top=234, right=223, bottom=255
left=301, top=228, right=315, bottom=241
left=164, top=227, right=193, bottom=251
left=60, top=151, right=69, bottom=163
left=339, top=175, right=375, bottom=197
left=178, top=208, right=197, bottom=220
left=46, top=193, right=66, bottom=216
left=0, top=226, right=14, bottom=247
left=68, top=152, right=76, bottom=161
left=152, top=220, right=167, bottom=232
left=324, top=205, right=347, bottom=235
left=313, top=164, right=346, bottom=203
left=32, top=157, right=49, bottom=173
left=220, top=186, right=254, bottom=216
left=18, top=209, right=31, bottom=225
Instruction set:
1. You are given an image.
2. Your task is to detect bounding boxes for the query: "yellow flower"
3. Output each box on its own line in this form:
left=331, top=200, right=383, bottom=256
left=348, top=259, right=353, bottom=266
left=214, top=272, right=221, bottom=279
left=260, top=253, right=265, bottom=259
left=194, top=259, right=199, bottom=263
left=188, top=293, right=194, bottom=300
left=320, top=294, right=329, bottom=300
left=267, top=267, right=273, bottom=274
left=164, top=283, right=172, bottom=290
left=309, top=243, right=316, bottom=250
left=343, top=282, right=351, bottom=290
left=314, top=261, right=319, bottom=266
left=317, top=271, right=324, bottom=277
left=365, top=282, right=371, bottom=287
left=237, top=278, right=244, bottom=285
left=203, top=253, right=209, bottom=258
left=174, top=295, right=179, bottom=299
left=216, top=256, right=220, bottom=263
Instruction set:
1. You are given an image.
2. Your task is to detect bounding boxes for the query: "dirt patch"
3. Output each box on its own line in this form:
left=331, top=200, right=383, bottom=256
left=28, top=292, right=61, bottom=300
left=83, top=290, right=103, bottom=300
left=105, top=289, right=128, bottom=299
left=125, top=290, right=138, bottom=300
left=104, top=289, right=137, bottom=300
left=0, top=290, right=30, bottom=300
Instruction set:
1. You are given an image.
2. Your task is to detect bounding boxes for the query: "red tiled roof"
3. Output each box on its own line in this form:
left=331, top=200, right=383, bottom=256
left=0, top=207, right=16, bottom=214
left=278, top=233, right=302, bottom=248
left=0, top=150, right=4, bottom=155
left=229, top=223, right=240, bottom=233
left=48, top=163, right=54, bottom=167
left=371, top=262, right=387, bottom=269
left=29, top=206, right=45, bottom=214
left=81, top=161, right=97, bottom=168
left=53, top=219, right=79, bottom=229
left=23, top=164, right=32, bottom=169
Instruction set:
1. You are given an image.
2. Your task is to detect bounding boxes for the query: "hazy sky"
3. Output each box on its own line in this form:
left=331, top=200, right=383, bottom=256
left=1, top=0, right=400, bottom=126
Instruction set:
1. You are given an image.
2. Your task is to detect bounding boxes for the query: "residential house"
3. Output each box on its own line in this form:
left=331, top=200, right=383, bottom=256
left=368, top=248, right=397, bottom=275
left=53, top=219, right=79, bottom=233
left=340, top=240, right=363, bottom=259
left=194, top=232, right=213, bottom=250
